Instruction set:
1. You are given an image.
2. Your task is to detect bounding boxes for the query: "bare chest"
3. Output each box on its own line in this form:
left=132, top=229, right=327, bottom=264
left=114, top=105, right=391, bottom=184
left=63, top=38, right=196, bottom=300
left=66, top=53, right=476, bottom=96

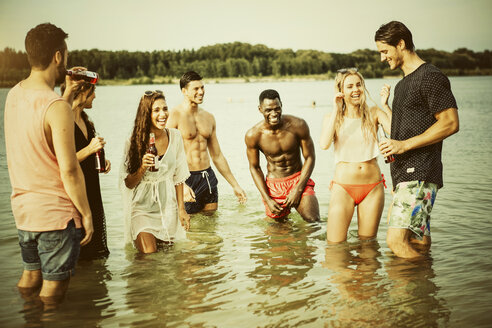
left=180, top=115, right=213, bottom=141
left=259, top=131, right=299, bottom=156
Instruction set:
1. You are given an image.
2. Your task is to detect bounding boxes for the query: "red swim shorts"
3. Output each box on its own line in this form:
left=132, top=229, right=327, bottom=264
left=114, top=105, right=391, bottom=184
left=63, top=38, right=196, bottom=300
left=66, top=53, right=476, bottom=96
left=262, top=171, right=315, bottom=219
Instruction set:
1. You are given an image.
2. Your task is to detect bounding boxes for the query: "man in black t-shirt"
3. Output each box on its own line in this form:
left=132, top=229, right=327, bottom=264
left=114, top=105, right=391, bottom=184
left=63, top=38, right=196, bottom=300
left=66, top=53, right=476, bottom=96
left=374, top=21, right=459, bottom=258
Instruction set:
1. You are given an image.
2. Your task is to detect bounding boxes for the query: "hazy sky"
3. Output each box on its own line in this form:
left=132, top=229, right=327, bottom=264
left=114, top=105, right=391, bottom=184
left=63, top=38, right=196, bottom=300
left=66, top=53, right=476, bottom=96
left=1, top=0, right=491, bottom=54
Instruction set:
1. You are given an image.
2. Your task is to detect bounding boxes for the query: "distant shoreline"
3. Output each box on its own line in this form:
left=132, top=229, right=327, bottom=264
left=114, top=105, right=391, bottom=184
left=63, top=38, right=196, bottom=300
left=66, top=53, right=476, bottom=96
left=96, top=70, right=490, bottom=86
left=1, top=70, right=491, bottom=88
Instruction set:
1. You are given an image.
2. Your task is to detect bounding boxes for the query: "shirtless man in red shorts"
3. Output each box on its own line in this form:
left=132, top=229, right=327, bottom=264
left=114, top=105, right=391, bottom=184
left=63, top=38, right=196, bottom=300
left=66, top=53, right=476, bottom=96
left=245, top=89, right=320, bottom=222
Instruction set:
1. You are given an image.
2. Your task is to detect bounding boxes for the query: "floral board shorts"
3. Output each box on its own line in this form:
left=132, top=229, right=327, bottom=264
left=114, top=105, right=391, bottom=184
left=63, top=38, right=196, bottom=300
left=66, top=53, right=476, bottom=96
left=389, top=181, right=438, bottom=240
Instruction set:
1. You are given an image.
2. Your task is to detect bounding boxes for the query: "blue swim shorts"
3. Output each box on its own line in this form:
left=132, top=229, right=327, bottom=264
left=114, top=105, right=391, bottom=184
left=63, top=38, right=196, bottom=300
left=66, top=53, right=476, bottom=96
left=18, top=219, right=82, bottom=281
left=185, top=167, right=219, bottom=214
left=389, top=181, right=438, bottom=240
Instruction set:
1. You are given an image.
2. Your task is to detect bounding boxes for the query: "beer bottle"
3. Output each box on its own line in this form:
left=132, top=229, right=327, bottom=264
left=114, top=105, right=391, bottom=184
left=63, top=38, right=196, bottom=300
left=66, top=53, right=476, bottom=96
left=377, top=125, right=395, bottom=164
left=66, top=70, right=99, bottom=84
left=147, top=133, right=159, bottom=172
left=94, top=133, right=106, bottom=173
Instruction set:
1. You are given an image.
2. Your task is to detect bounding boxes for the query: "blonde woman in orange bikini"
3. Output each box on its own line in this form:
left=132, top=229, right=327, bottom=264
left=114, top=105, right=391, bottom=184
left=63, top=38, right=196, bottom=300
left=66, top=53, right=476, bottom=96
left=320, top=68, right=392, bottom=243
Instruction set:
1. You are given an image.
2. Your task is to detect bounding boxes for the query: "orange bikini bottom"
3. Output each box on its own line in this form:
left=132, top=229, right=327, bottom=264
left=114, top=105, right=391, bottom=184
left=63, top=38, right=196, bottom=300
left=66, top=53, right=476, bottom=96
left=330, top=174, right=386, bottom=205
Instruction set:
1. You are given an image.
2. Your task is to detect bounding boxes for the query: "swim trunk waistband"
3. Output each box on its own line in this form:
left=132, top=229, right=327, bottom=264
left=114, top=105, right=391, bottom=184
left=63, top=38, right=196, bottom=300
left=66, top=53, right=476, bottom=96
left=185, top=167, right=218, bottom=214
left=263, top=171, right=315, bottom=219
left=188, top=167, right=214, bottom=175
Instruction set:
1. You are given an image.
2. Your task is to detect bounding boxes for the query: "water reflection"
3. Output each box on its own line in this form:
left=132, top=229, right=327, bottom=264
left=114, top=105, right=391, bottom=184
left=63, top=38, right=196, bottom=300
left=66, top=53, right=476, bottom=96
left=16, top=259, right=114, bottom=327
left=322, top=242, right=450, bottom=328
left=122, top=213, right=226, bottom=326
left=247, top=218, right=320, bottom=315
left=383, top=256, right=450, bottom=327
left=323, top=240, right=386, bottom=326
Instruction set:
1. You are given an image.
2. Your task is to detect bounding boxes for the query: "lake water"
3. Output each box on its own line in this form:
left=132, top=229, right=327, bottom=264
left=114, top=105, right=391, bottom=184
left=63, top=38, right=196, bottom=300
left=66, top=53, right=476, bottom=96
left=1, top=77, right=491, bottom=327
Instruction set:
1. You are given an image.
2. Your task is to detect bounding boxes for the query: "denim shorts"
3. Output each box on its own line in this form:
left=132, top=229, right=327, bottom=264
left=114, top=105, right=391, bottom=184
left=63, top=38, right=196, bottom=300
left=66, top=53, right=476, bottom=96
left=18, top=219, right=82, bottom=281
left=389, top=181, right=438, bottom=240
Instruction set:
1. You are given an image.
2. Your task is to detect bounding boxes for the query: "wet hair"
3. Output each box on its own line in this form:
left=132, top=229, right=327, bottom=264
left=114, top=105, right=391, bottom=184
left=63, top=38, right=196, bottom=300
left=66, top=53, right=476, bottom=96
left=126, top=92, right=166, bottom=174
left=180, top=71, right=202, bottom=89
left=333, top=69, right=376, bottom=143
left=60, top=82, right=96, bottom=136
left=259, top=89, right=282, bottom=105
left=374, top=21, right=415, bottom=52
left=25, top=23, right=68, bottom=69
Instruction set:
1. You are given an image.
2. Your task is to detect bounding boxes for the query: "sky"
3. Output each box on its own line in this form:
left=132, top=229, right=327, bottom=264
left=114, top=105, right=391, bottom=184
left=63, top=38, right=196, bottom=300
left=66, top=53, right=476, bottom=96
left=0, top=0, right=491, bottom=54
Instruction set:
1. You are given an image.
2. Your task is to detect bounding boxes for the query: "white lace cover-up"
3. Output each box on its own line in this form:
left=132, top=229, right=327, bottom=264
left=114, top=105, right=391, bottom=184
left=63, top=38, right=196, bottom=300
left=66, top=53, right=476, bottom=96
left=119, top=128, right=190, bottom=245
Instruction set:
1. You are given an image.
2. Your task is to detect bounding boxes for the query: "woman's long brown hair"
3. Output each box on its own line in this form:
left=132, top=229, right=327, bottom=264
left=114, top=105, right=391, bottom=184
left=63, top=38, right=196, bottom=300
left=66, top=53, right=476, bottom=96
left=126, top=92, right=165, bottom=174
left=60, top=82, right=96, bottom=135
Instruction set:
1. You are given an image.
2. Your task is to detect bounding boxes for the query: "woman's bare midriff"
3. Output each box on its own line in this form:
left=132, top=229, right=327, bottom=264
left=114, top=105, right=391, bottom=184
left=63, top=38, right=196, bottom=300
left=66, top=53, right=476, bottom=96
left=333, top=158, right=382, bottom=184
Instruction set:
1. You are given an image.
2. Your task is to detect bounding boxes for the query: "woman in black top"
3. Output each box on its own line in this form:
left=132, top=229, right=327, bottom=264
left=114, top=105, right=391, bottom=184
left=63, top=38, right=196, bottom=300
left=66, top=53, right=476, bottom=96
left=61, top=82, right=110, bottom=260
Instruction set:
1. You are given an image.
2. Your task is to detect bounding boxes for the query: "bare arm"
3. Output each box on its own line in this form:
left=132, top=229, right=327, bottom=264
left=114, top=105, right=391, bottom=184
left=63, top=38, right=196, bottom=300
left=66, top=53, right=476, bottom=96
left=62, top=66, right=87, bottom=105
left=284, top=120, right=316, bottom=208
left=320, top=92, right=344, bottom=150
left=378, top=84, right=392, bottom=134
left=319, top=111, right=337, bottom=150
left=124, top=153, right=154, bottom=189
left=76, top=136, right=105, bottom=162
left=45, top=101, right=93, bottom=246
left=371, top=106, right=392, bottom=135
left=208, top=119, right=247, bottom=203
left=245, top=129, right=282, bottom=215
left=379, top=107, right=459, bottom=155
left=175, top=183, right=190, bottom=230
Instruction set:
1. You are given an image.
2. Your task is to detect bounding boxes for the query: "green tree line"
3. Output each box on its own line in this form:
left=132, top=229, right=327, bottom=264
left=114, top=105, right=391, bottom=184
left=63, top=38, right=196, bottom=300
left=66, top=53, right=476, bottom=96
left=1, top=42, right=491, bottom=87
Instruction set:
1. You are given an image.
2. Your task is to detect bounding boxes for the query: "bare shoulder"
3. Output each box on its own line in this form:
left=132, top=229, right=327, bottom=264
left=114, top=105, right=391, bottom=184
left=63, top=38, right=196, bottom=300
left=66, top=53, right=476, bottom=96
left=45, top=99, right=72, bottom=123
left=198, top=106, right=214, bottom=119
left=284, top=115, right=309, bottom=134
left=245, top=121, right=263, bottom=146
left=169, top=104, right=184, bottom=117
left=369, top=105, right=379, bottom=116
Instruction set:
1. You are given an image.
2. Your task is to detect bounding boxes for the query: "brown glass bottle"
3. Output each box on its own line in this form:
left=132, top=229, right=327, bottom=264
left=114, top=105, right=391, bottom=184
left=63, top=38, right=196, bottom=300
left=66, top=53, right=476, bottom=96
left=378, top=125, right=395, bottom=164
left=95, top=148, right=106, bottom=173
left=66, top=70, right=99, bottom=84
left=147, top=133, right=159, bottom=172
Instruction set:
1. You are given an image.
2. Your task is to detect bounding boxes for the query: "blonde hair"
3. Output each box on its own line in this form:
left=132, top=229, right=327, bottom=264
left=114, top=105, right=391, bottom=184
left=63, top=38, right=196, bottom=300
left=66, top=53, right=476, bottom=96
left=333, top=69, right=376, bottom=143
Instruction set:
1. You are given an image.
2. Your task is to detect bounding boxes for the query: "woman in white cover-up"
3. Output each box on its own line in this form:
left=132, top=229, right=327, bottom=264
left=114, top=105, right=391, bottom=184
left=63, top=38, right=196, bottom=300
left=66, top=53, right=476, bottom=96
left=120, top=90, right=190, bottom=253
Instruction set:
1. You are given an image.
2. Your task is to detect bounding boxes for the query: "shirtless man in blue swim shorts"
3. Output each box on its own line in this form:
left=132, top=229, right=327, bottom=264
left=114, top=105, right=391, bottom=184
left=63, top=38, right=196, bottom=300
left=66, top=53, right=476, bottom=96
left=167, top=71, right=247, bottom=214
left=375, top=21, right=459, bottom=258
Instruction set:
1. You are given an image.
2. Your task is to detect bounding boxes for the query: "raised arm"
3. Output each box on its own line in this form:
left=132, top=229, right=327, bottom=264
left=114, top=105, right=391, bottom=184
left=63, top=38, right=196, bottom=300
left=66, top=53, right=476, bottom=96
left=208, top=116, right=246, bottom=203
left=319, top=111, right=337, bottom=150
left=45, top=100, right=93, bottom=246
left=378, top=84, right=392, bottom=134
left=320, top=92, right=344, bottom=150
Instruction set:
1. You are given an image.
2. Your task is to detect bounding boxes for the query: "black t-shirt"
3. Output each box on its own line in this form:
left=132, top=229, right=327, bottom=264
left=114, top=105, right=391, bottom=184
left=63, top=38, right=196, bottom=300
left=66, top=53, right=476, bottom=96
left=390, top=63, right=458, bottom=189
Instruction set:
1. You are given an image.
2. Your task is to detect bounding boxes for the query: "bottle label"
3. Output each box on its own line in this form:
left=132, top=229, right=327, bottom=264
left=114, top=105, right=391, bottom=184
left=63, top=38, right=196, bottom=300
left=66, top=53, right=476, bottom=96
left=154, top=156, right=160, bottom=168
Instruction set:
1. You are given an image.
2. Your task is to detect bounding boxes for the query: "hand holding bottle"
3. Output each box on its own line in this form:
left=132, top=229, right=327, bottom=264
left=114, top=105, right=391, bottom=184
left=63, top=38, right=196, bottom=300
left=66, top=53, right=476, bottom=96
left=62, top=66, right=87, bottom=101
left=88, top=136, right=105, bottom=154
left=146, top=133, right=159, bottom=172
left=377, top=125, right=395, bottom=163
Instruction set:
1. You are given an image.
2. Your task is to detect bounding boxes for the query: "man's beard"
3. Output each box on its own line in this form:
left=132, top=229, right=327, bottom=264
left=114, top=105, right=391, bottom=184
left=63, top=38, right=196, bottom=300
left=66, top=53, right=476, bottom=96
left=55, top=62, right=66, bottom=85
